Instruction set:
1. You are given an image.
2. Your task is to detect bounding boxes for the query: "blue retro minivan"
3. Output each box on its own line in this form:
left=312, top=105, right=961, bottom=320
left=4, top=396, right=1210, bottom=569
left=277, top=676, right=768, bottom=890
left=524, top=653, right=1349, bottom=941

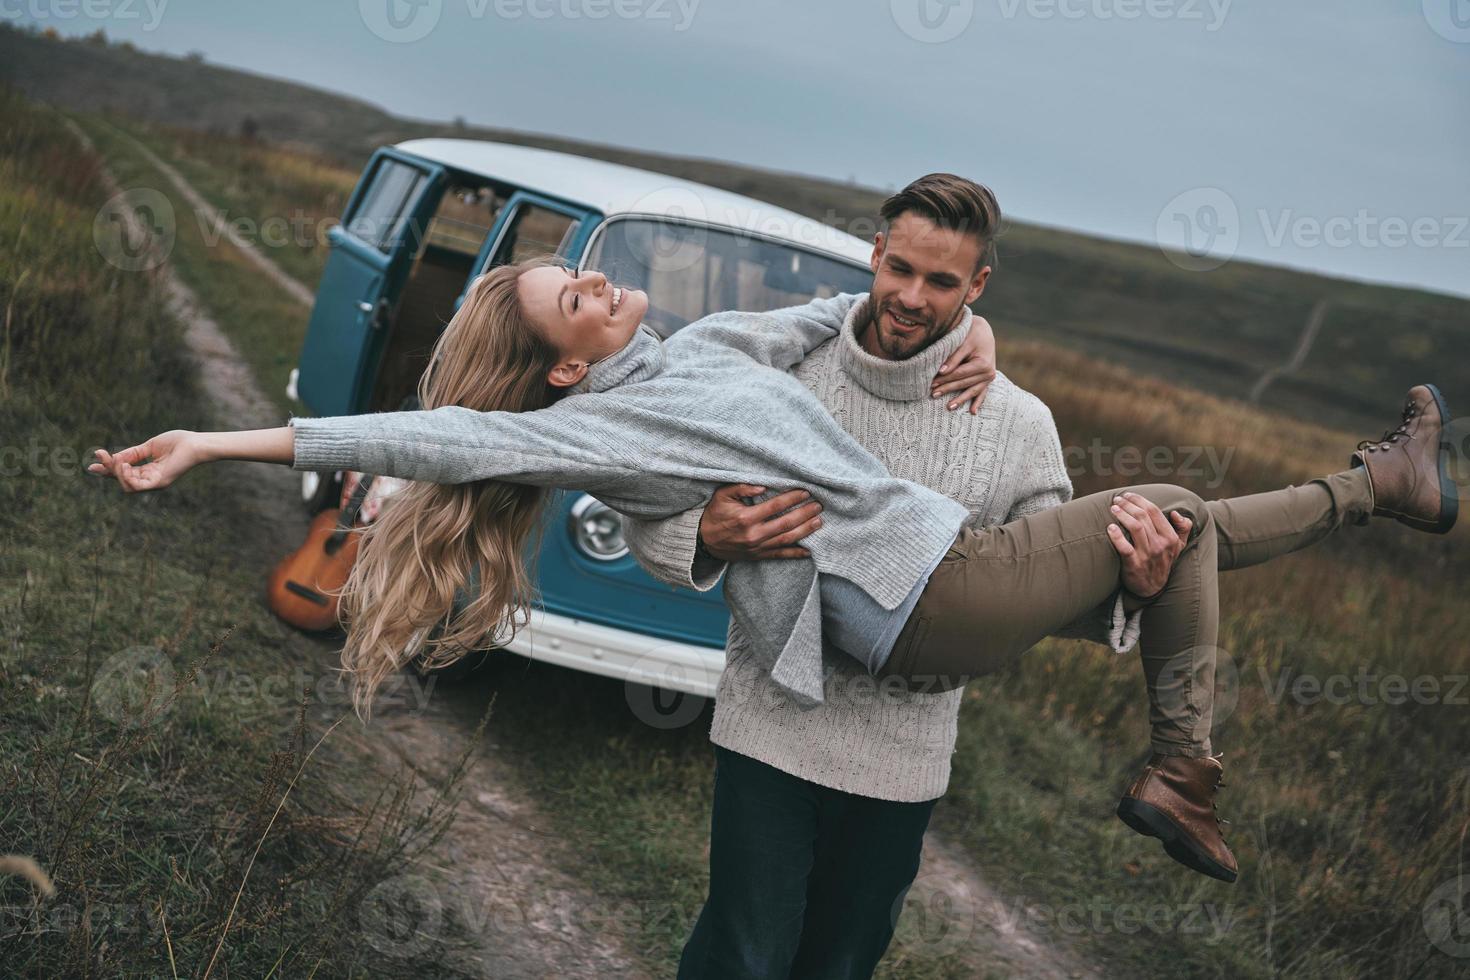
left=287, top=139, right=874, bottom=696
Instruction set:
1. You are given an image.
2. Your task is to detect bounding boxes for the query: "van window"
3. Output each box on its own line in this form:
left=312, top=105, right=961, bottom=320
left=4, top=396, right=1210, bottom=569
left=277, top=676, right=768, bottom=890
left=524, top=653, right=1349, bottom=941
left=346, top=160, right=428, bottom=252
left=491, top=203, right=578, bottom=266
left=586, top=218, right=873, bottom=337
left=423, top=184, right=501, bottom=256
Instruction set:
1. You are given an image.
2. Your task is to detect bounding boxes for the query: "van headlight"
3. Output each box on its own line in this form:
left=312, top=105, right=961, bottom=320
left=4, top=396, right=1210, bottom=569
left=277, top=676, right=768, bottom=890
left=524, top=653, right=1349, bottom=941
left=568, top=495, right=628, bottom=561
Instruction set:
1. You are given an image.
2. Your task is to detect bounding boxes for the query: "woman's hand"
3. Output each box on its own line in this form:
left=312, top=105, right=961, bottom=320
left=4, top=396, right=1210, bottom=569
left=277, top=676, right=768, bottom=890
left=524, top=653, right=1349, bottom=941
left=88, top=430, right=201, bottom=493
left=931, top=314, right=997, bottom=414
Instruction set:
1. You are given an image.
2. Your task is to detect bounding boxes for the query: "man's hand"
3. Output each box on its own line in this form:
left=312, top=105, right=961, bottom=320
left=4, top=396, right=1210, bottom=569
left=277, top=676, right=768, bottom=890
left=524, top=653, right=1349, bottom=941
left=698, top=484, right=823, bottom=561
left=930, top=314, right=996, bottom=414
left=1106, top=491, right=1192, bottom=606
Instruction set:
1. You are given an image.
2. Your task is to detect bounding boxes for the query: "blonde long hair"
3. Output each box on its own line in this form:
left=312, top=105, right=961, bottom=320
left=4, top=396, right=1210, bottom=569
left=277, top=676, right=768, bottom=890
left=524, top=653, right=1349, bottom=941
left=336, top=257, right=567, bottom=719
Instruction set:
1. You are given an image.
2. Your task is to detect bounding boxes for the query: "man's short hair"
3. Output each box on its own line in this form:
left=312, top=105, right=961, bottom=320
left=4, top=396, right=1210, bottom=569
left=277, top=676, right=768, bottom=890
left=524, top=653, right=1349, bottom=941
left=879, top=173, right=1002, bottom=273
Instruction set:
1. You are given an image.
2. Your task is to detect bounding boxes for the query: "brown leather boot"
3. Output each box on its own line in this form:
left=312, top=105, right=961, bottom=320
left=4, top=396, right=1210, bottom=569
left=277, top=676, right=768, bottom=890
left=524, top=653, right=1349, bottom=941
left=1116, top=752, right=1238, bottom=883
left=1351, top=383, right=1458, bottom=534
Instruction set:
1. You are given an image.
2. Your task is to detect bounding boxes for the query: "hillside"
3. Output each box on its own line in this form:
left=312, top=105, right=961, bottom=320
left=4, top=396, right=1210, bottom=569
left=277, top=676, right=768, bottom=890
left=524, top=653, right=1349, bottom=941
left=4, top=23, right=1466, bottom=432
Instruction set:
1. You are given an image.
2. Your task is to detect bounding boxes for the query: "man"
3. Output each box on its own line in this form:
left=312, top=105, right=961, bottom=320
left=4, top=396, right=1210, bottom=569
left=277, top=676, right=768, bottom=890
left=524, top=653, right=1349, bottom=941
left=623, top=173, right=1185, bottom=979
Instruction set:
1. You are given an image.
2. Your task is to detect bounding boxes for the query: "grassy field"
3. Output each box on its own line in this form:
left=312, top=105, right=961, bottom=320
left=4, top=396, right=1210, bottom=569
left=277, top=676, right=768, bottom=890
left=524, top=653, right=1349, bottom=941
left=0, top=89, right=480, bottom=978
left=55, top=102, right=1470, bottom=979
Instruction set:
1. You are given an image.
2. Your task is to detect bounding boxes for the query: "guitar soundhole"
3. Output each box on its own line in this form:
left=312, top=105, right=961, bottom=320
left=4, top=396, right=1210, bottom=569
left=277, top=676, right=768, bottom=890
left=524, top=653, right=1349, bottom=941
left=285, top=581, right=330, bottom=606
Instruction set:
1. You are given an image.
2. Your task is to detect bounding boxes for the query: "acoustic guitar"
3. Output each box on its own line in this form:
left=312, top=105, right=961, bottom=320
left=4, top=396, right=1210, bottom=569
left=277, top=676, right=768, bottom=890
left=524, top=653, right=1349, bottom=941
left=267, top=474, right=376, bottom=632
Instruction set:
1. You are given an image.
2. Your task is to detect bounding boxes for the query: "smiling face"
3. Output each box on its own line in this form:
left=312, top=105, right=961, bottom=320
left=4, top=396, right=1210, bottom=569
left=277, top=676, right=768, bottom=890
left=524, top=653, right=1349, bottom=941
left=517, top=264, right=650, bottom=388
left=864, top=212, right=991, bottom=361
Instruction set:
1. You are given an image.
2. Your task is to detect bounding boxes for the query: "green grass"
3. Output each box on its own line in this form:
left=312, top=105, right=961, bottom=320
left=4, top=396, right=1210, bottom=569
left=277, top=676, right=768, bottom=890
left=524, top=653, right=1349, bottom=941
left=68, top=113, right=313, bottom=425
left=0, top=88, right=473, bottom=978
left=107, top=116, right=355, bottom=290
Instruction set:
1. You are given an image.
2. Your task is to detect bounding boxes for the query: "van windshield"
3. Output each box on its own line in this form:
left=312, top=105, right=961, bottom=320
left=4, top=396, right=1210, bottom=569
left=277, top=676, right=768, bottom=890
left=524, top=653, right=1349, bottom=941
left=584, top=219, right=873, bottom=338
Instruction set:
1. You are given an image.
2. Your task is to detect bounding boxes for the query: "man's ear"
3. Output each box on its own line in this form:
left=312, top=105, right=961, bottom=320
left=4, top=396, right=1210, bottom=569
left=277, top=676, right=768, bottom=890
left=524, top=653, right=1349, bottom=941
left=965, top=265, right=991, bottom=305
left=870, top=232, right=885, bottom=275
left=547, top=360, right=589, bottom=389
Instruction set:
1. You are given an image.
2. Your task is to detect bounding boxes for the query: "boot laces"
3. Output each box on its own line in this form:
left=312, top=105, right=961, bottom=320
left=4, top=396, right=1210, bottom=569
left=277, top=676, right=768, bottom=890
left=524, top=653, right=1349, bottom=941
left=1210, top=751, right=1230, bottom=841
left=1358, top=400, right=1416, bottom=453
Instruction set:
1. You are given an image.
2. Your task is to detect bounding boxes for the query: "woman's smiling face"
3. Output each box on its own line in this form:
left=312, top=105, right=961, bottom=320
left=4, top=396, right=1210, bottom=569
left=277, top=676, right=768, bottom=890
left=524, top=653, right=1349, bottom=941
left=518, top=264, right=649, bottom=389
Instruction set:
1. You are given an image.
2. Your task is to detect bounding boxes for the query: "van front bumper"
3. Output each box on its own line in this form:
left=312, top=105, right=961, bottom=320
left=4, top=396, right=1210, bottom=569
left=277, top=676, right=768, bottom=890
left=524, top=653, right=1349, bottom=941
left=500, top=608, right=726, bottom=698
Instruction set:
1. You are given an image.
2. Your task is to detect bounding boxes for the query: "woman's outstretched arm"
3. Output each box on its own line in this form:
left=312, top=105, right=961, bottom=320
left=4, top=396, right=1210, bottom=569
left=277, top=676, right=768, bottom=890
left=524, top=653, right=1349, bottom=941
left=89, top=427, right=294, bottom=492
left=90, top=402, right=675, bottom=511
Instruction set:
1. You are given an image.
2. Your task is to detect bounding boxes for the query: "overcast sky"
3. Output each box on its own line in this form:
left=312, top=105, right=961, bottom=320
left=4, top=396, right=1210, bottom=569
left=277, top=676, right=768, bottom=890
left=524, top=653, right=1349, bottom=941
left=23, top=0, right=1470, bottom=298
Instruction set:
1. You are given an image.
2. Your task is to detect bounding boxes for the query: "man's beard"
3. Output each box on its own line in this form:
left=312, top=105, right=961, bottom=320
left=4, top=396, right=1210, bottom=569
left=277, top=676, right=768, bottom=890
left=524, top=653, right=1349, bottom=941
left=867, top=295, right=965, bottom=360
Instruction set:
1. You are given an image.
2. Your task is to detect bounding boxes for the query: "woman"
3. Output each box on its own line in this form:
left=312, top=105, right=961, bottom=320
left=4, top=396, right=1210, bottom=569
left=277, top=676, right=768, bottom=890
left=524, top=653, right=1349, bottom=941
left=90, top=257, right=1459, bottom=883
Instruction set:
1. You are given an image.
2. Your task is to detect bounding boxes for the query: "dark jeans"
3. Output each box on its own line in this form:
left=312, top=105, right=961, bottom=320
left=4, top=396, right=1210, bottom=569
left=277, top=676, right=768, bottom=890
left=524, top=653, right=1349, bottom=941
left=678, top=745, right=938, bottom=980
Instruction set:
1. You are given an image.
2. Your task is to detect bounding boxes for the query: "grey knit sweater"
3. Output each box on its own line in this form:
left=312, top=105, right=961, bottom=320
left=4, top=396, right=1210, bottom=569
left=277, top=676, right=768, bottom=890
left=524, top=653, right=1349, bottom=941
left=287, top=293, right=974, bottom=704
left=623, top=295, right=1140, bottom=801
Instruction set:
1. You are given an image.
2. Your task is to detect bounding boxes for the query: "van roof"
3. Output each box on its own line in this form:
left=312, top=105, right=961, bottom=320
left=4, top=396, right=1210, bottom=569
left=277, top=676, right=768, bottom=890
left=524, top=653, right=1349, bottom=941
left=393, top=138, right=873, bottom=266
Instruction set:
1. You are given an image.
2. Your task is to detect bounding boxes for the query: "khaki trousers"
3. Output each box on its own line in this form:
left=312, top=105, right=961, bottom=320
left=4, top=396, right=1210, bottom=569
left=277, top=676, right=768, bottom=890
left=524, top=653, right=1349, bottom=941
left=877, top=469, right=1375, bottom=757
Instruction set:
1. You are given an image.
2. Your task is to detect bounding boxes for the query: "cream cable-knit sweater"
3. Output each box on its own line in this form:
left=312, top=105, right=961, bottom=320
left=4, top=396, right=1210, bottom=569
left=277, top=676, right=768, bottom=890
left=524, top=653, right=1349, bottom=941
left=624, top=295, right=1140, bottom=802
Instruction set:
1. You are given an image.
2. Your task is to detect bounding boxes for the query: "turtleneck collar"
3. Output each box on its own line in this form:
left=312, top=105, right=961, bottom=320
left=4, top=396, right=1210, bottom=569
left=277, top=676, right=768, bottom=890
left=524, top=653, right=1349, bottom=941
left=838, top=294, right=973, bottom=401
left=571, top=321, right=666, bottom=395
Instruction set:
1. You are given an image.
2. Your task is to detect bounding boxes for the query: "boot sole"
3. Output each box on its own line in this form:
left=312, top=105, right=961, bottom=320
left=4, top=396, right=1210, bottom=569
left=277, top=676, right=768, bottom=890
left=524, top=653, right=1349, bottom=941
left=1116, top=797, right=1238, bottom=883
left=1419, top=383, right=1459, bottom=535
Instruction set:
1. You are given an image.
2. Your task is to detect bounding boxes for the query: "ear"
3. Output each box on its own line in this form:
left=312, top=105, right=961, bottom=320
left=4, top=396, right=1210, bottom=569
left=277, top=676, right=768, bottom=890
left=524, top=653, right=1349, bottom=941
left=870, top=231, right=885, bottom=275
left=965, top=264, right=991, bottom=305
left=547, top=360, right=589, bottom=389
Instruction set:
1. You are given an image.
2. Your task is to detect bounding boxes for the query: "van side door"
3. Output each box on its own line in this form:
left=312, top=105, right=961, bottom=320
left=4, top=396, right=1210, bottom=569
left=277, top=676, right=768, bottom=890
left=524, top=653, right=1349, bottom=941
left=296, top=149, right=447, bottom=417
